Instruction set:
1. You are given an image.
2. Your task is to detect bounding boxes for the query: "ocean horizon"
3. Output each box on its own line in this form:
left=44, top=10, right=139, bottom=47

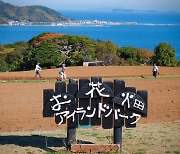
left=0, top=10, right=180, bottom=59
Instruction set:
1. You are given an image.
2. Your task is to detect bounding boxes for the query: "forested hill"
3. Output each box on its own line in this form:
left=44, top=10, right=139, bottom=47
left=0, top=32, right=178, bottom=72
left=0, top=0, right=71, bottom=24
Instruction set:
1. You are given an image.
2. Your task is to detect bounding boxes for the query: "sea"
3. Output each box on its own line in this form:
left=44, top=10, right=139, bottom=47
left=0, top=10, right=180, bottom=59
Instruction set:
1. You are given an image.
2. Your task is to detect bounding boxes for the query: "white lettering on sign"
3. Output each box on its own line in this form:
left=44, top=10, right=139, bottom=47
left=48, top=90, right=145, bottom=126
left=86, top=106, right=96, bottom=118
left=50, top=94, right=71, bottom=111
left=121, top=92, right=134, bottom=108
left=133, top=99, right=144, bottom=111
left=85, top=82, right=110, bottom=98
left=130, top=113, right=141, bottom=124
left=50, top=97, right=141, bottom=125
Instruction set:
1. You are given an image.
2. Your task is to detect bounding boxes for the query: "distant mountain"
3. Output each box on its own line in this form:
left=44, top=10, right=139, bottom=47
left=0, top=0, right=71, bottom=24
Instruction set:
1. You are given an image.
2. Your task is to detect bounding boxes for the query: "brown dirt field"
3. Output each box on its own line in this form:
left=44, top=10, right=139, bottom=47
left=0, top=66, right=180, bottom=80
left=0, top=66, right=180, bottom=132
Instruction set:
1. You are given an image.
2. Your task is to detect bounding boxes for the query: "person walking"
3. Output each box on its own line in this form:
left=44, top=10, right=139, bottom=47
left=59, top=63, right=66, bottom=80
left=152, top=64, right=159, bottom=78
left=34, top=62, right=42, bottom=78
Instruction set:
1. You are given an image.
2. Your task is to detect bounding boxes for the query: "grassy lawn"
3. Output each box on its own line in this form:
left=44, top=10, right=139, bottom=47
left=0, top=121, right=179, bottom=154
left=0, top=74, right=180, bottom=84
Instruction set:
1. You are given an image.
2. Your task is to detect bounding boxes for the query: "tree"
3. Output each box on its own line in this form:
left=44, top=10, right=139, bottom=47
left=152, top=42, right=177, bottom=66
left=67, top=35, right=96, bottom=61
left=96, top=40, right=119, bottom=65
left=96, top=41, right=108, bottom=60
left=55, top=35, right=96, bottom=65
left=27, top=39, right=61, bottom=68
left=0, top=41, right=29, bottom=71
left=117, top=46, right=140, bottom=65
left=0, top=56, right=9, bottom=72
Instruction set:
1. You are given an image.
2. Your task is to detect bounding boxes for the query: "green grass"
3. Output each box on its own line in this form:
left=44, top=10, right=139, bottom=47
left=0, top=74, right=180, bottom=84
left=0, top=79, right=57, bottom=83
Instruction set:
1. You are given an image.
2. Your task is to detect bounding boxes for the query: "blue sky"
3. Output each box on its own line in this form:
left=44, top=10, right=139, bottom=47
left=2, top=0, right=180, bottom=12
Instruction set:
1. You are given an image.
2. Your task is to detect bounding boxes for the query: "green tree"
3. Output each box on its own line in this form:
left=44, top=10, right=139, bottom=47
left=105, top=40, right=119, bottom=65
left=152, top=42, right=177, bottom=66
left=5, top=50, right=24, bottom=71
left=96, top=40, right=119, bottom=65
left=117, top=46, right=140, bottom=65
left=117, top=46, right=154, bottom=65
left=0, top=41, right=29, bottom=71
left=54, top=35, right=96, bottom=65
left=27, top=39, right=61, bottom=68
left=0, top=56, right=9, bottom=72
left=68, top=51, right=84, bottom=66
left=67, top=35, right=96, bottom=61
left=96, top=40, right=108, bottom=59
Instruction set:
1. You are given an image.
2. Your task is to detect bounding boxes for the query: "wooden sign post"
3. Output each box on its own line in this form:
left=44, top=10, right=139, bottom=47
left=43, top=77, right=148, bottom=152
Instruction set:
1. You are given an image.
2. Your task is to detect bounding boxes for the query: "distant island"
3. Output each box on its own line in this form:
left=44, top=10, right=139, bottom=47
left=0, top=0, right=71, bottom=24
left=112, top=8, right=179, bottom=13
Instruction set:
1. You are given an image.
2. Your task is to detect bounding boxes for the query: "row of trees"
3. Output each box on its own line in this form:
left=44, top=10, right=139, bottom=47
left=0, top=32, right=179, bottom=72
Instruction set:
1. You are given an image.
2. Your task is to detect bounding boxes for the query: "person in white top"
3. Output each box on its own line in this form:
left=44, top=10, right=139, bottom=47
left=152, top=64, right=159, bottom=78
left=34, top=62, right=42, bottom=78
left=59, top=63, right=66, bottom=80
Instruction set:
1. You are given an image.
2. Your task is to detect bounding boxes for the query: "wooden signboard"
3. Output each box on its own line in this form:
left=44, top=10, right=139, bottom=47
left=43, top=77, right=148, bottom=151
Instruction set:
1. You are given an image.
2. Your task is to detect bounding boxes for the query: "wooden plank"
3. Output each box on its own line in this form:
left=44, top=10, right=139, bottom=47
left=55, top=81, right=67, bottom=124
left=114, top=80, right=125, bottom=127
left=79, top=78, right=90, bottom=125
left=125, top=87, right=136, bottom=128
left=91, top=77, right=102, bottom=126
left=55, top=81, right=66, bottom=94
left=137, top=90, right=148, bottom=117
left=102, top=81, right=113, bottom=129
left=43, top=89, right=54, bottom=117
left=67, top=82, right=78, bottom=128
left=91, top=97, right=101, bottom=125
left=71, top=144, right=120, bottom=153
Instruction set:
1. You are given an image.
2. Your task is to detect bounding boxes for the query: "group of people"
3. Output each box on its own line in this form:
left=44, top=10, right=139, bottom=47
left=34, top=62, right=159, bottom=79
left=34, top=62, right=67, bottom=80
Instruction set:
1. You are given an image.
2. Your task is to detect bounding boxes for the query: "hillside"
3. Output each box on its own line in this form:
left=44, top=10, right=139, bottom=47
left=0, top=0, right=71, bottom=24
left=0, top=32, right=155, bottom=72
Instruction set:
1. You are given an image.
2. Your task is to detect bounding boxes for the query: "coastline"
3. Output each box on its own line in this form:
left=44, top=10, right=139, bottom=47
left=1, top=20, right=180, bottom=27
left=1, top=10, right=180, bottom=59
